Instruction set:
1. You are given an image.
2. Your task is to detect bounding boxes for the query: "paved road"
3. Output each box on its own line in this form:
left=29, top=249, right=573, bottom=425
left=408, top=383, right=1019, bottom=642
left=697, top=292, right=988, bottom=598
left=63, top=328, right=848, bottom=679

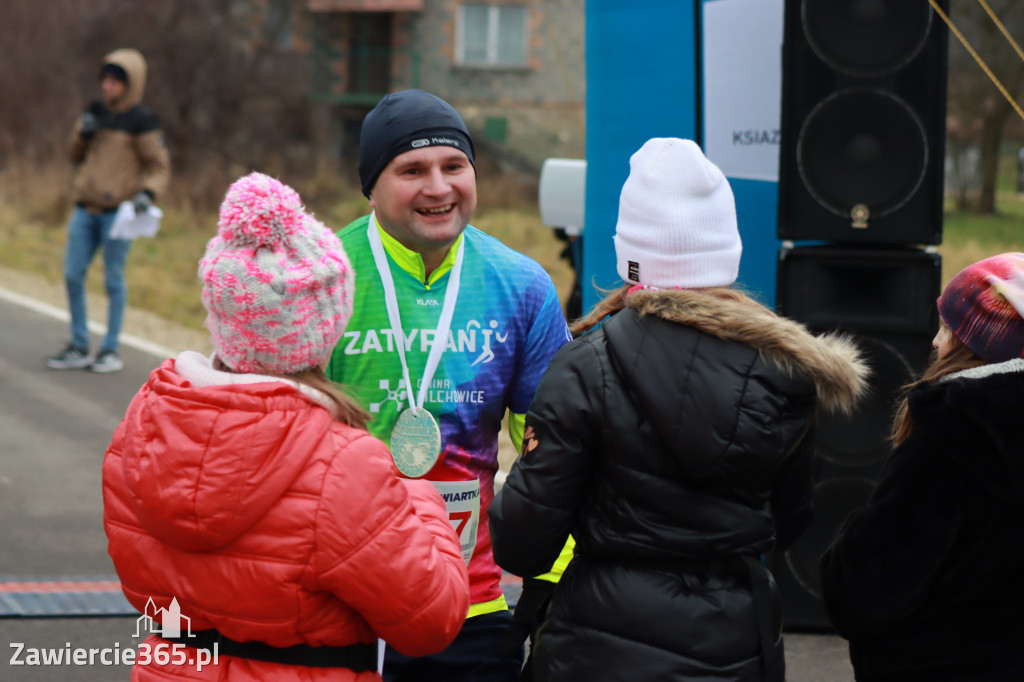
left=0, top=289, right=855, bottom=681
left=0, top=290, right=170, bottom=681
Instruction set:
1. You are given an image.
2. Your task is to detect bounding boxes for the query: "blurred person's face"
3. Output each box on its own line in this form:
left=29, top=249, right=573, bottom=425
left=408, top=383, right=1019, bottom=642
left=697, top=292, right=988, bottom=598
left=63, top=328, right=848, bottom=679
left=101, top=74, right=126, bottom=104
left=932, top=322, right=955, bottom=359
left=369, top=145, right=477, bottom=275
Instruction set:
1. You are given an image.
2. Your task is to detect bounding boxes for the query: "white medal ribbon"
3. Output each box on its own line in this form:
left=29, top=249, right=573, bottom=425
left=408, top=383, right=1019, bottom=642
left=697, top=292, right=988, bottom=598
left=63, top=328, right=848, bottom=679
left=367, top=214, right=464, bottom=462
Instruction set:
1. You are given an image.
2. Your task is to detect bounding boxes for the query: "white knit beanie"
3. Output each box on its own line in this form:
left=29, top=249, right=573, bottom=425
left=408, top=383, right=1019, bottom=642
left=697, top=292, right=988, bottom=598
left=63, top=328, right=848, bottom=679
left=614, top=138, right=741, bottom=289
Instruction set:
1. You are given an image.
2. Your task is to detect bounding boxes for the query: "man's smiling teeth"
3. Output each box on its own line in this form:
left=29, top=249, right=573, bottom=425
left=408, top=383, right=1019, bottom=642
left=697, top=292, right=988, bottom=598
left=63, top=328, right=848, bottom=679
left=418, top=205, right=454, bottom=215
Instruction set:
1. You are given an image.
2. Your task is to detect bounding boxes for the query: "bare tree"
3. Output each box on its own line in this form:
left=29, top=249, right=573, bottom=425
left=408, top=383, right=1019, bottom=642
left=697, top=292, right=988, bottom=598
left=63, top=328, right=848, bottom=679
left=0, top=0, right=321, bottom=210
left=947, top=0, right=1024, bottom=213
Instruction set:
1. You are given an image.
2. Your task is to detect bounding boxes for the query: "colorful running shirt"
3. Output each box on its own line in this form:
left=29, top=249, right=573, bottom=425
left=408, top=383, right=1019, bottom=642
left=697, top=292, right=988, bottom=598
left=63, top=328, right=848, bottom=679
left=326, top=214, right=571, bottom=612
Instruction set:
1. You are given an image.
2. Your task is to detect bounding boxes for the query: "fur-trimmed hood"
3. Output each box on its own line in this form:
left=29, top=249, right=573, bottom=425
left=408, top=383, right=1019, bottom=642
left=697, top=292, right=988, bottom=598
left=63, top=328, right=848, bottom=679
left=626, top=288, right=870, bottom=414
left=103, top=48, right=147, bottom=112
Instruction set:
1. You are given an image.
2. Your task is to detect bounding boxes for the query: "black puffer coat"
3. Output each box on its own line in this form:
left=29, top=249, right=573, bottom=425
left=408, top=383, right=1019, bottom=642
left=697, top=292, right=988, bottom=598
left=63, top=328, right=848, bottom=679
left=490, top=288, right=868, bottom=682
left=820, top=358, right=1024, bottom=681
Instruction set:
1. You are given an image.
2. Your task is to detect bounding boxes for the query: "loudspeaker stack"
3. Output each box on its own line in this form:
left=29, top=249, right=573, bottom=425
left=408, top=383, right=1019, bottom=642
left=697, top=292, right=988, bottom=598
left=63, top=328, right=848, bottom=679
left=772, top=0, right=949, bottom=630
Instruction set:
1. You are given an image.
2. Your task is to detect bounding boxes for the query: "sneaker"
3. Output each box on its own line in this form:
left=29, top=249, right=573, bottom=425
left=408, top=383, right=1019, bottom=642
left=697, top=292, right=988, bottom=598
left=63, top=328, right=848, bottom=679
left=89, top=350, right=124, bottom=373
left=46, top=345, right=92, bottom=370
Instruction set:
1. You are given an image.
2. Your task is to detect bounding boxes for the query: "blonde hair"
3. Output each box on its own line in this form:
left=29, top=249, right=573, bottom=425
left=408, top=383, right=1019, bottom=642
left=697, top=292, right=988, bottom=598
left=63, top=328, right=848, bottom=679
left=289, top=368, right=369, bottom=430
left=212, top=356, right=369, bottom=430
left=889, top=323, right=985, bottom=447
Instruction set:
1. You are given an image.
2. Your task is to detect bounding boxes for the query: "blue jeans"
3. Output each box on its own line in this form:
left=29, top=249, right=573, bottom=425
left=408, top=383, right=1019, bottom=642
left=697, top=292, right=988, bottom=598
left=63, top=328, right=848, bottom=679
left=383, top=611, right=522, bottom=682
left=63, top=205, right=131, bottom=353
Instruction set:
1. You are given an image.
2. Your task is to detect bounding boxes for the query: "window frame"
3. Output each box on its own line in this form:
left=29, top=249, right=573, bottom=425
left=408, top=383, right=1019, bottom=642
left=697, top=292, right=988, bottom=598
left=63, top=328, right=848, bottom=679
left=455, top=3, right=530, bottom=69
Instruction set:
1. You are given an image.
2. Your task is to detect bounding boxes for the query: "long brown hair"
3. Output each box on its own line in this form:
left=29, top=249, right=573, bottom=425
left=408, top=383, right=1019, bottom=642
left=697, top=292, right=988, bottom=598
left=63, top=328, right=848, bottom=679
left=570, top=284, right=632, bottom=335
left=212, top=357, right=369, bottom=429
left=889, top=325, right=985, bottom=446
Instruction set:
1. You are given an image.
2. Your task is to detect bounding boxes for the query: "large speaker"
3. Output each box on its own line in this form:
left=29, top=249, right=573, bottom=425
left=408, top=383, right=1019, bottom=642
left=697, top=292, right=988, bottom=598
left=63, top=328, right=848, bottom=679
left=777, top=0, right=949, bottom=244
left=770, top=245, right=941, bottom=630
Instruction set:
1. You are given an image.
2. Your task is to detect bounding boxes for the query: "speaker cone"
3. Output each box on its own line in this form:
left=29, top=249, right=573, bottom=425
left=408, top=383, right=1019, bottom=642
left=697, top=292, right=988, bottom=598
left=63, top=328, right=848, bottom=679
left=802, top=0, right=934, bottom=77
left=797, top=89, right=927, bottom=222
left=784, top=477, right=876, bottom=598
left=816, top=336, right=914, bottom=466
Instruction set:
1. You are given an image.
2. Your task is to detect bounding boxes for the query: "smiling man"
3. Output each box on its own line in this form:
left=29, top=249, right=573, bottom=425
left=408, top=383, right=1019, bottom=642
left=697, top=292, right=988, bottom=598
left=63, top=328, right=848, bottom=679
left=325, top=89, right=572, bottom=682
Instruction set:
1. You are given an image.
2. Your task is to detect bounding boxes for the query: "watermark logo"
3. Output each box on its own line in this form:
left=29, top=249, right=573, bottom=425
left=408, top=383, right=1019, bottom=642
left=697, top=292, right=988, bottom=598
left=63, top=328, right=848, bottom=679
left=10, top=595, right=218, bottom=671
left=135, top=597, right=194, bottom=639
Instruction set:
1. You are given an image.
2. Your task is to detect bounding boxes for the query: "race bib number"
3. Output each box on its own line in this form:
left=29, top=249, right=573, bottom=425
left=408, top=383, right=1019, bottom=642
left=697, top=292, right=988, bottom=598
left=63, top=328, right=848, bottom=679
left=430, top=480, right=480, bottom=566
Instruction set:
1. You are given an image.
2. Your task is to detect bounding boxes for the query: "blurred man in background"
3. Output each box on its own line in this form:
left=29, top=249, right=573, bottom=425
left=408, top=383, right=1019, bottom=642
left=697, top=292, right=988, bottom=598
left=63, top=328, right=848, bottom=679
left=46, top=47, right=170, bottom=373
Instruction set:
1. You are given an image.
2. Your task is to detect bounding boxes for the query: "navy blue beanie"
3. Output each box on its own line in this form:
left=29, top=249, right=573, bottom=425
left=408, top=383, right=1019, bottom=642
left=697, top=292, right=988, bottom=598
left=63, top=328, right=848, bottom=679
left=358, top=89, right=476, bottom=198
left=100, top=63, right=128, bottom=84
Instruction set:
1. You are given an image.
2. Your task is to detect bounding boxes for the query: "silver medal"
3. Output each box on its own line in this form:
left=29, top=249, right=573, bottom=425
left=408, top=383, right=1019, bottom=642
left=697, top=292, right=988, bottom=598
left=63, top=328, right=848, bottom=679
left=391, top=408, right=442, bottom=478
left=368, top=216, right=464, bottom=480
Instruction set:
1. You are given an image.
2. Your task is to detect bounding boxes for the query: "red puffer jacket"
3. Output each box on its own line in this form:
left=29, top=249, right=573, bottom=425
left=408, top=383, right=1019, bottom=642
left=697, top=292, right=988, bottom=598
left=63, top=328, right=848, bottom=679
left=103, top=353, right=469, bottom=681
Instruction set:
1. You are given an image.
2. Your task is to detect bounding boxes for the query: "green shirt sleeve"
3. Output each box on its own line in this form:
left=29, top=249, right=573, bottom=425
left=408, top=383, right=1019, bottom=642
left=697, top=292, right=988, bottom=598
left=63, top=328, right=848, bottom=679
left=508, top=411, right=526, bottom=453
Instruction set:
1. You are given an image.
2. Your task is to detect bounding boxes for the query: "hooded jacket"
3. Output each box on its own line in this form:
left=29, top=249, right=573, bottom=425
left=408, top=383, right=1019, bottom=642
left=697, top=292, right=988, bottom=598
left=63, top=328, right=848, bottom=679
left=70, top=48, right=171, bottom=212
left=490, top=288, right=868, bottom=682
left=820, top=358, right=1024, bottom=682
left=103, top=352, right=470, bottom=681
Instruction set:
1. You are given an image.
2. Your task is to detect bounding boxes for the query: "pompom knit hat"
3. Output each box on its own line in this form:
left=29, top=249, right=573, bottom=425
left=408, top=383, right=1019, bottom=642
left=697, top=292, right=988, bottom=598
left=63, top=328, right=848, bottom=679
left=358, top=89, right=475, bottom=198
left=614, top=137, right=741, bottom=289
left=199, top=172, right=355, bottom=374
left=937, top=252, right=1024, bottom=363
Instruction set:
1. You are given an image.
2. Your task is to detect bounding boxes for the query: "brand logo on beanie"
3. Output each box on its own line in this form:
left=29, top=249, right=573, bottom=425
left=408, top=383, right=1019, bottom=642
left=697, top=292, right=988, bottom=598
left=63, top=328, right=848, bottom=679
left=627, top=261, right=640, bottom=282
left=431, top=137, right=461, bottom=148
left=411, top=137, right=462, bottom=149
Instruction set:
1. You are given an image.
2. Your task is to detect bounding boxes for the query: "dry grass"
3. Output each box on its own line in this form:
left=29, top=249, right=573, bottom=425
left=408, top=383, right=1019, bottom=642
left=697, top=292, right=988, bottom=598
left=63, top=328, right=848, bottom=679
left=0, top=162, right=568, bottom=472
left=2, top=159, right=1017, bottom=479
left=0, top=163, right=576, bottom=338
left=941, top=191, right=1024, bottom=283
left=3, top=155, right=1021, bottom=339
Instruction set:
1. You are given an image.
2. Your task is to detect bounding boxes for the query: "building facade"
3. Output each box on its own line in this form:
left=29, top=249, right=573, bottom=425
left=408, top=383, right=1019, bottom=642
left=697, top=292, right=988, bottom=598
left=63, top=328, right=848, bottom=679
left=304, top=0, right=586, bottom=171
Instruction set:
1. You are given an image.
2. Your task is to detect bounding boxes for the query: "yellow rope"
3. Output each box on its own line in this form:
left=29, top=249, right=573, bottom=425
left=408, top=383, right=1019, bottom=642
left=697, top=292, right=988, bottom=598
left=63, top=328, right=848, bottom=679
left=977, top=0, right=1024, bottom=65
left=927, top=0, right=1024, bottom=124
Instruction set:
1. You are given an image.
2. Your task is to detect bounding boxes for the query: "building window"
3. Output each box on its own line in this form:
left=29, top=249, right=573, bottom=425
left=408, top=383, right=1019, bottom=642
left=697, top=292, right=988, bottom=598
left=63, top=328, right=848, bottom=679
left=457, top=4, right=528, bottom=67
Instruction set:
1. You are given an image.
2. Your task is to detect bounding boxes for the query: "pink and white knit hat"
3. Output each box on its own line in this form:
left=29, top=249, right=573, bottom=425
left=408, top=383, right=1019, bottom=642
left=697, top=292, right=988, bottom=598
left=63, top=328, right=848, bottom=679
left=199, top=172, right=354, bottom=374
left=937, top=252, right=1024, bottom=363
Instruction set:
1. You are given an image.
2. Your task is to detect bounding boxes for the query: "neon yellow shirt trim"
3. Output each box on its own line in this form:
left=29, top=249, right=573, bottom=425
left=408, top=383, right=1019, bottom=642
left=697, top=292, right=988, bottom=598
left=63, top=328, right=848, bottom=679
left=535, top=536, right=576, bottom=582
left=374, top=216, right=462, bottom=287
left=509, top=411, right=525, bottom=452
left=467, top=595, right=509, bottom=618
